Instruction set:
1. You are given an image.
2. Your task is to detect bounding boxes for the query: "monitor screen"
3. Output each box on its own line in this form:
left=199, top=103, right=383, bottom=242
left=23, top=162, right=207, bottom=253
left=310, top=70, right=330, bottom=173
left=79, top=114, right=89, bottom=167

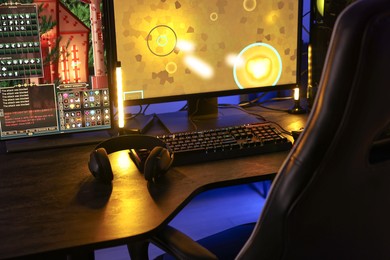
left=0, top=1, right=113, bottom=142
left=105, top=0, right=302, bottom=105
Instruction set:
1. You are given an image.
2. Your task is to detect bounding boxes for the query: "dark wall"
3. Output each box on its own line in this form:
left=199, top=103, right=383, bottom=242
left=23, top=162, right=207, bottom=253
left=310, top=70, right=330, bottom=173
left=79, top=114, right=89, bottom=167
left=308, top=0, right=355, bottom=107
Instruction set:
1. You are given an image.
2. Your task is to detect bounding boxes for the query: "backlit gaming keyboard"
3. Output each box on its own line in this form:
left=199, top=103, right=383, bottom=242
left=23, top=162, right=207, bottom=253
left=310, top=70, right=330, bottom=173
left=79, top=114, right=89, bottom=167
left=131, top=122, right=293, bottom=167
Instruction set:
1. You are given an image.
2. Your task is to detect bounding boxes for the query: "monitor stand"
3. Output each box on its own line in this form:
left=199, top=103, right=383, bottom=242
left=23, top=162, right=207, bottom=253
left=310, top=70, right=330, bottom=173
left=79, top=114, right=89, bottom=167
left=156, top=97, right=261, bottom=133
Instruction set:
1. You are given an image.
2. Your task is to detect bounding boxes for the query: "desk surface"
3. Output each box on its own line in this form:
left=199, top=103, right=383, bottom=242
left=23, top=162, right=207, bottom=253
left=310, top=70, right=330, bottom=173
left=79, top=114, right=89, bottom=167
left=0, top=101, right=307, bottom=258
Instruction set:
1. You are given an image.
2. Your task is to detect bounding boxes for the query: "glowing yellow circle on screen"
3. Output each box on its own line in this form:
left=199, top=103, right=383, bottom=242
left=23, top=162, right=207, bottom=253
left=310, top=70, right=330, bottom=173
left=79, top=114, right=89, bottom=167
left=165, top=62, right=178, bottom=74
left=233, top=43, right=282, bottom=89
left=147, top=25, right=177, bottom=56
left=210, top=12, right=218, bottom=21
left=246, top=56, right=272, bottom=80
left=243, top=0, right=257, bottom=12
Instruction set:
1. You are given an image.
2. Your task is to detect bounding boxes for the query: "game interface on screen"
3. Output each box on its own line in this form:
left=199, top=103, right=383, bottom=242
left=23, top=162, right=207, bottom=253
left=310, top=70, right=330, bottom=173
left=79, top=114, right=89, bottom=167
left=112, top=0, right=299, bottom=101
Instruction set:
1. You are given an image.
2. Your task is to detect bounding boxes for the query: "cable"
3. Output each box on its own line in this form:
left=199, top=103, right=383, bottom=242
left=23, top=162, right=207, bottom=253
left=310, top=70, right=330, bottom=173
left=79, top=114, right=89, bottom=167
left=219, top=103, right=267, bottom=122
left=187, top=99, right=201, bottom=131
left=141, top=104, right=150, bottom=115
left=236, top=93, right=293, bottom=112
left=237, top=92, right=268, bottom=108
left=123, top=105, right=142, bottom=119
left=221, top=104, right=292, bottom=136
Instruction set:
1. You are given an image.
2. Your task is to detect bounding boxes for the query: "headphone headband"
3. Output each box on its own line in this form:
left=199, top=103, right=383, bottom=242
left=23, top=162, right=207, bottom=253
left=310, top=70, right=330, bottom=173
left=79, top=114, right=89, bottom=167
left=89, top=134, right=174, bottom=183
left=94, top=134, right=172, bottom=154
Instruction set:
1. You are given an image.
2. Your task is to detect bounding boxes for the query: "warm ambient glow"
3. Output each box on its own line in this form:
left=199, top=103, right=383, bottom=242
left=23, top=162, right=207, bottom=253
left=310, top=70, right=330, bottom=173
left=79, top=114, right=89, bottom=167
left=265, top=11, right=278, bottom=24
left=246, top=57, right=271, bottom=80
left=116, top=65, right=124, bottom=128
left=115, top=151, right=132, bottom=171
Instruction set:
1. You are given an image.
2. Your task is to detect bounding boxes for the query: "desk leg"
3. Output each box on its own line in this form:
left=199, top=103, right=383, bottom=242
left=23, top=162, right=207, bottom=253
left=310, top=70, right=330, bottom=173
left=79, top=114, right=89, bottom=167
left=127, top=240, right=150, bottom=260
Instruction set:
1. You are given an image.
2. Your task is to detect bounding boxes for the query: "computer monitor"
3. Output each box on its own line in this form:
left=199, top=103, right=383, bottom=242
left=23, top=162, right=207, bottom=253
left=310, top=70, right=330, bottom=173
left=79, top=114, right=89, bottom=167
left=105, top=0, right=302, bottom=133
left=0, top=1, right=113, bottom=151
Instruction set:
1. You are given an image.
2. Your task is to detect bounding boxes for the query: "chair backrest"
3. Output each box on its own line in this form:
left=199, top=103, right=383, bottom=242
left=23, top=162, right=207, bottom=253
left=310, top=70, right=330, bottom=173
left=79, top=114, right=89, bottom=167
left=237, top=0, right=390, bottom=259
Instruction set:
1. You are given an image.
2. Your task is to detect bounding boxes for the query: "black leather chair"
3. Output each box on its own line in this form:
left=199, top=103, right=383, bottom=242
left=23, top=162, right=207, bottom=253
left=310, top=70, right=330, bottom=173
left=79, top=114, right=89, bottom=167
left=141, top=0, right=390, bottom=258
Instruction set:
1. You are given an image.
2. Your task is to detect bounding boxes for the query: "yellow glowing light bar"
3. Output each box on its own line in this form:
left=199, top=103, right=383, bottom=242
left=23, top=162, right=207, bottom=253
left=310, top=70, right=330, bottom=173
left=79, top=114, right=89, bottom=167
left=308, top=44, right=312, bottom=87
left=317, top=0, right=325, bottom=16
left=293, top=87, right=300, bottom=101
left=116, top=64, right=124, bottom=128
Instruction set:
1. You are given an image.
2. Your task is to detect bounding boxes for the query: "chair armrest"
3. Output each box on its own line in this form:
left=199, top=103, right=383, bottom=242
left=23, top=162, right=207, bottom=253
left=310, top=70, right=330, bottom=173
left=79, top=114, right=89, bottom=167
left=151, top=225, right=218, bottom=260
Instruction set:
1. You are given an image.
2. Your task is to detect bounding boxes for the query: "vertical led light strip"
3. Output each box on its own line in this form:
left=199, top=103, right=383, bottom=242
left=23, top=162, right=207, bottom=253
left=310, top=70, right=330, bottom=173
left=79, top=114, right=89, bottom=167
left=116, top=63, right=124, bottom=128
left=293, top=87, right=300, bottom=101
left=307, top=44, right=313, bottom=101
left=308, top=44, right=312, bottom=89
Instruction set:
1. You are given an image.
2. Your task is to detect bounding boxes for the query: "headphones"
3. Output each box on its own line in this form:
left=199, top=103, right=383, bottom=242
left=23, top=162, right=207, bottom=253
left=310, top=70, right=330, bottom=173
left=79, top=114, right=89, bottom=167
left=88, top=135, right=174, bottom=184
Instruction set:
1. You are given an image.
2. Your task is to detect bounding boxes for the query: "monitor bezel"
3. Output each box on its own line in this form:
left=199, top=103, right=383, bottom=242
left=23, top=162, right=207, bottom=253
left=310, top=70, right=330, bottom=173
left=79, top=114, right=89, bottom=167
left=103, top=0, right=304, bottom=108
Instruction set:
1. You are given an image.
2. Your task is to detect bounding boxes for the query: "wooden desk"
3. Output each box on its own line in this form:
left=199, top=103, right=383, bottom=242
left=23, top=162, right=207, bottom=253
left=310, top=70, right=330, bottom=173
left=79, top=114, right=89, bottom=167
left=0, top=102, right=307, bottom=258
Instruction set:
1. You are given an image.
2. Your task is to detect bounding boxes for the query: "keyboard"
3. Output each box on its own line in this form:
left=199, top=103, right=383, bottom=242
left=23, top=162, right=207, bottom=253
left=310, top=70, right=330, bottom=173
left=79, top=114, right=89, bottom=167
left=130, top=122, right=293, bottom=167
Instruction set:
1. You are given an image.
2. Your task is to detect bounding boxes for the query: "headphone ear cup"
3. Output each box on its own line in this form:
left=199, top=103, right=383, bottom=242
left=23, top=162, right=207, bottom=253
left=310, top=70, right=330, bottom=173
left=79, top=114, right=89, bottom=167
left=88, top=148, right=113, bottom=183
left=144, top=146, right=173, bottom=182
